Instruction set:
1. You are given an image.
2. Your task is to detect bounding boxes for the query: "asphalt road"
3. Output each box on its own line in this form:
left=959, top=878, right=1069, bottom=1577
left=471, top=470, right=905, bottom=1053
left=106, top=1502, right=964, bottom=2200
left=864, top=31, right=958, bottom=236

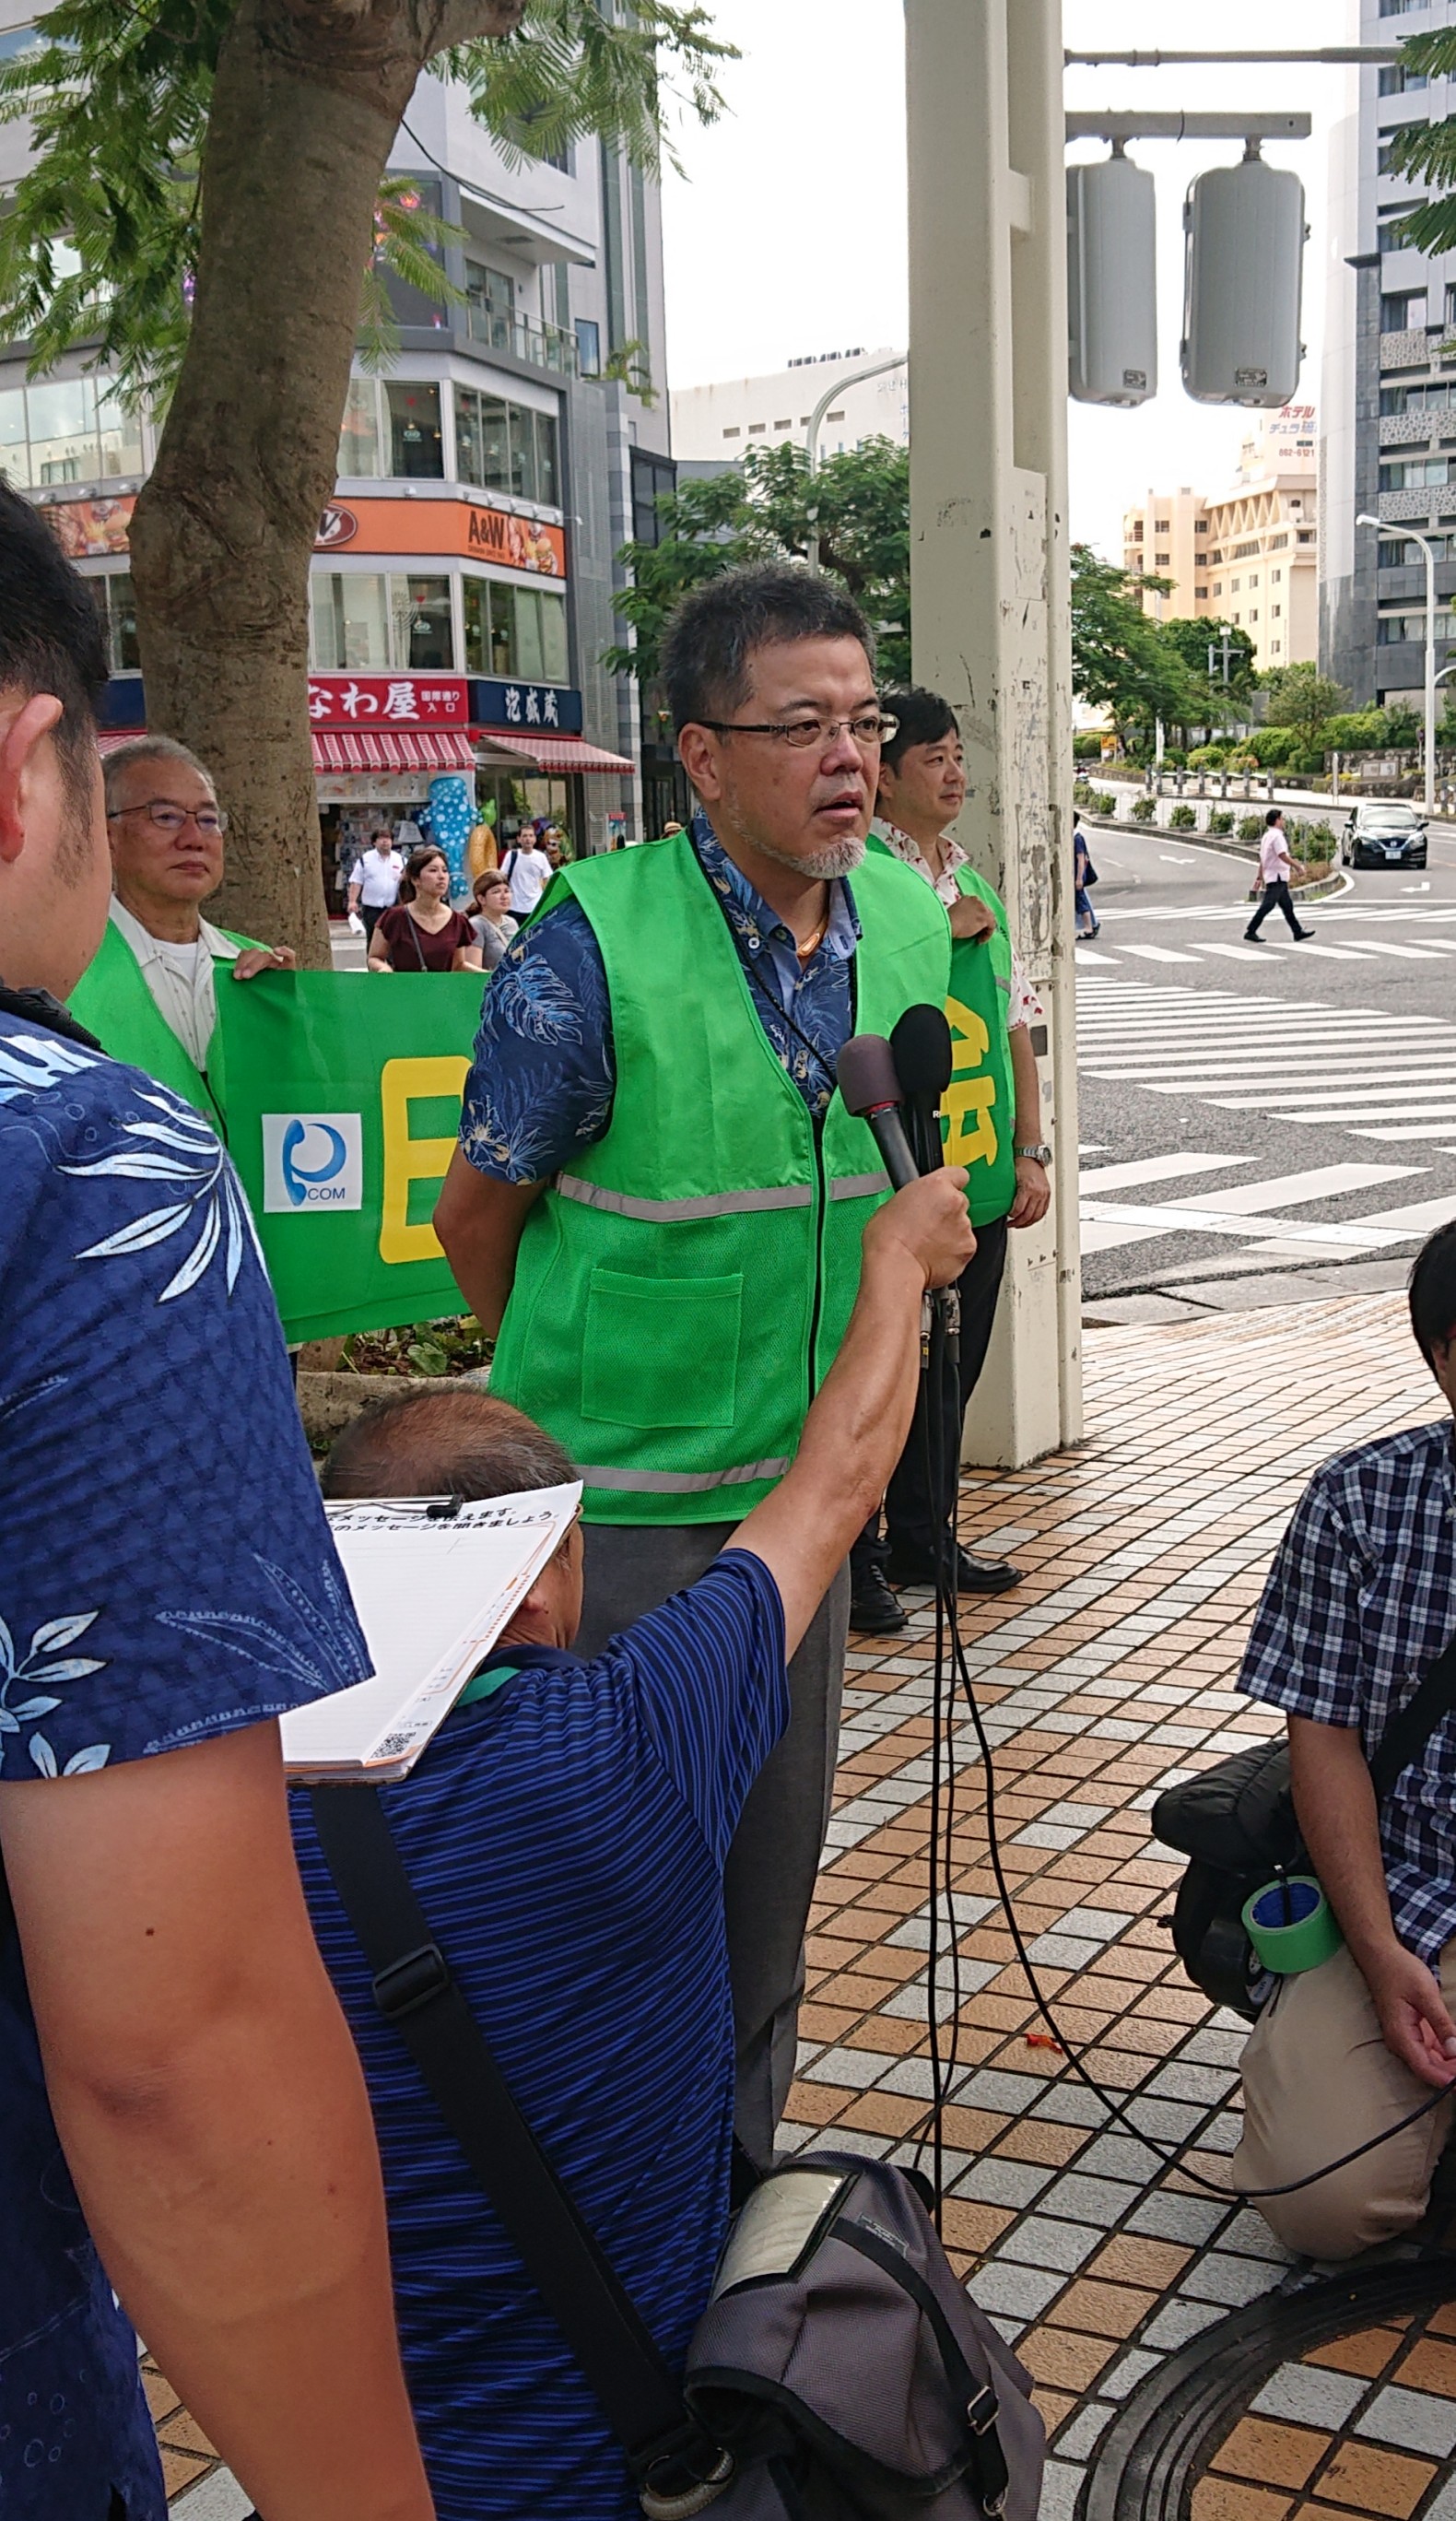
left=1074, top=821, right=1456, bottom=1318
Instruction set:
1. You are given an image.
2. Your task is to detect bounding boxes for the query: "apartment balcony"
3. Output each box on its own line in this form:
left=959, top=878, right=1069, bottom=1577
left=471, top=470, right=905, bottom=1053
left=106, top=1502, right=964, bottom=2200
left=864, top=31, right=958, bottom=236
left=1379, top=326, right=1455, bottom=373
left=464, top=304, right=580, bottom=377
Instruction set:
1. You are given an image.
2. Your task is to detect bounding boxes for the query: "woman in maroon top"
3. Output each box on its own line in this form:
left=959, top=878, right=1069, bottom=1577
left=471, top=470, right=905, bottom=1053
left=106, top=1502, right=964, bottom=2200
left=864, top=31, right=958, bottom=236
left=368, top=845, right=484, bottom=973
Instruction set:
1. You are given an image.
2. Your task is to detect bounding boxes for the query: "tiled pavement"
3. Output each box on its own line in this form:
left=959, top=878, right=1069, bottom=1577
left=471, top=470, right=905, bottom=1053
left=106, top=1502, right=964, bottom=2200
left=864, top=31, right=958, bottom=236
left=783, top=1291, right=1452, bottom=2521
left=159, top=1290, right=1451, bottom=2515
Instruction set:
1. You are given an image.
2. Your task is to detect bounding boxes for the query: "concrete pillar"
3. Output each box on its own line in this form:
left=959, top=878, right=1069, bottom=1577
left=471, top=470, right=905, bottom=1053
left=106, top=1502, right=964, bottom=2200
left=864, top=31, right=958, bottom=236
left=905, top=0, right=1083, bottom=1466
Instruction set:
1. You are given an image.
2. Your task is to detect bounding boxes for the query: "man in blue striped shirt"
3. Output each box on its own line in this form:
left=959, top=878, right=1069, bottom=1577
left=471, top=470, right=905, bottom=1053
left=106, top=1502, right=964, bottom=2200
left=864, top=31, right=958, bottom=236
left=1234, top=1220, right=1456, bottom=2259
left=289, top=1166, right=973, bottom=2520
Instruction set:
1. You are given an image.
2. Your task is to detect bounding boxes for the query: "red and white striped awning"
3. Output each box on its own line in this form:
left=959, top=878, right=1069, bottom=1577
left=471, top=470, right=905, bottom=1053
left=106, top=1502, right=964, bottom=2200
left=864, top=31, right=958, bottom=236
left=480, top=731, right=635, bottom=774
left=98, top=730, right=143, bottom=753
left=311, top=727, right=477, bottom=774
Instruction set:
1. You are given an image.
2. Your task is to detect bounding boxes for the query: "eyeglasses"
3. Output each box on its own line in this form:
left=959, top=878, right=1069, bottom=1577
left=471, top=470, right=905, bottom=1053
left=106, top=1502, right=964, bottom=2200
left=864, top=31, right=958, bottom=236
left=698, top=712, right=899, bottom=751
left=107, top=800, right=228, bottom=836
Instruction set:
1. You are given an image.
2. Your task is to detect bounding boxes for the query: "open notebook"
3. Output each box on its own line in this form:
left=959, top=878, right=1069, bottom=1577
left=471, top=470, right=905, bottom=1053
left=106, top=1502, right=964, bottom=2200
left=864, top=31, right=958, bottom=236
left=281, top=1482, right=581, bottom=1785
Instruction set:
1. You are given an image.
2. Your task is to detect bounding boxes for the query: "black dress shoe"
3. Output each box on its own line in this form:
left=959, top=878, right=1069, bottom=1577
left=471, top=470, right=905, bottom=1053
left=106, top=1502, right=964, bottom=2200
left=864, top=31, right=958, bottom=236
left=885, top=1545, right=1024, bottom=1596
left=1294, top=927, right=1316, bottom=940
left=1242, top=930, right=1262, bottom=942
left=849, top=1559, right=908, bottom=1633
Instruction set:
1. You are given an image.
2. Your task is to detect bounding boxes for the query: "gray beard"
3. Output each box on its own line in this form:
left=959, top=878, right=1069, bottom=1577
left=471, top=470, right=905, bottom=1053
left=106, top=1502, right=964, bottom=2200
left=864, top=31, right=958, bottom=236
left=751, top=830, right=867, bottom=882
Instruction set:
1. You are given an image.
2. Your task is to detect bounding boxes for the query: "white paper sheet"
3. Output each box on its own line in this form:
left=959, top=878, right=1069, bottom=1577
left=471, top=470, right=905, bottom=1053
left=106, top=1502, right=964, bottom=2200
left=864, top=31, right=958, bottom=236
left=281, top=1482, right=581, bottom=1782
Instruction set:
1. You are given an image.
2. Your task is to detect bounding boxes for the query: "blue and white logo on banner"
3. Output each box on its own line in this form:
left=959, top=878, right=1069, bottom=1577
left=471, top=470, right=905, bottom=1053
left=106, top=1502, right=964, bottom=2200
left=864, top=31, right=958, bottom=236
left=262, top=1113, right=364, bottom=1213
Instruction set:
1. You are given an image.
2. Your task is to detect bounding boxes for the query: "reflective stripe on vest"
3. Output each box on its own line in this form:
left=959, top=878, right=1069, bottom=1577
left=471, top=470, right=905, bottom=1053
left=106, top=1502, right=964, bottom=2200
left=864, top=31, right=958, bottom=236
left=576, top=1457, right=793, bottom=1493
left=557, top=1173, right=813, bottom=1222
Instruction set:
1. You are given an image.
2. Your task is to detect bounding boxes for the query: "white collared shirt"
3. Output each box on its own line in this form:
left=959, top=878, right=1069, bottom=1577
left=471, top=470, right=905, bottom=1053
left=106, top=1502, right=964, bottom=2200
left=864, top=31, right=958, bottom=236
left=108, top=896, right=240, bottom=1073
left=872, top=818, right=1043, bottom=1028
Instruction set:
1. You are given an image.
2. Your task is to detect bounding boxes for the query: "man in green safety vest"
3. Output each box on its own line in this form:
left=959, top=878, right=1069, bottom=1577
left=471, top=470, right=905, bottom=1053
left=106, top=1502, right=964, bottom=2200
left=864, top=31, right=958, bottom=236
left=849, top=686, right=1052, bottom=1636
left=69, top=735, right=294, bottom=1135
left=436, top=564, right=951, bottom=2163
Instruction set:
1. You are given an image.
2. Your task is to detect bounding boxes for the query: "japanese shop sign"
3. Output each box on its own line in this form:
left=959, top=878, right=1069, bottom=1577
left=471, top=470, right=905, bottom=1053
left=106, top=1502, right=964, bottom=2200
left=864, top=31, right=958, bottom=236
left=312, top=496, right=566, bottom=578
left=306, top=674, right=470, bottom=726
left=470, top=677, right=584, bottom=735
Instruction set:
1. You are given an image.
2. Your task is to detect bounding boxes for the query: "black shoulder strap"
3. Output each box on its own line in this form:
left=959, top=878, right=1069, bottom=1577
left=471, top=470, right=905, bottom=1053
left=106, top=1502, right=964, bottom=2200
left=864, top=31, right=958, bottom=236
left=308, top=1785, right=728, bottom=2507
left=1370, top=1631, right=1456, bottom=1805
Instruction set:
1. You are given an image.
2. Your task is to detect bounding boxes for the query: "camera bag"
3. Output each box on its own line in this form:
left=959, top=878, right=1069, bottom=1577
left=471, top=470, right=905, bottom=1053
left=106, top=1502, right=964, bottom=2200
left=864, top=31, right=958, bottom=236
left=1151, top=1632, right=1456, bottom=2020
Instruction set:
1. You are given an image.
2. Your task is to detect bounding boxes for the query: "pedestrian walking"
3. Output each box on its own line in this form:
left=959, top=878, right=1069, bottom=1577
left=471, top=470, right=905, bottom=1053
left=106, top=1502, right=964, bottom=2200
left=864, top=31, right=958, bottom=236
left=369, top=844, right=483, bottom=972
left=1074, top=811, right=1099, bottom=938
left=1245, top=808, right=1315, bottom=942
left=499, top=829, right=555, bottom=921
left=347, top=830, right=405, bottom=943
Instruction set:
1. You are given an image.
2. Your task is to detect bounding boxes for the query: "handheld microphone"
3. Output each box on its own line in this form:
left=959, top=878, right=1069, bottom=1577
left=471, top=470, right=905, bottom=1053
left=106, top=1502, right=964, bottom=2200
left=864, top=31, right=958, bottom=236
left=836, top=1034, right=919, bottom=1192
left=891, top=1005, right=955, bottom=1176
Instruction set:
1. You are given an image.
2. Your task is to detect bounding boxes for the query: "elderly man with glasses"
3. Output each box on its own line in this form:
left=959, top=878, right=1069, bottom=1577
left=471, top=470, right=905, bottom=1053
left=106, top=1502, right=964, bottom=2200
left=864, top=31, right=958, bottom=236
left=69, top=734, right=293, bottom=1130
left=435, top=562, right=951, bottom=2165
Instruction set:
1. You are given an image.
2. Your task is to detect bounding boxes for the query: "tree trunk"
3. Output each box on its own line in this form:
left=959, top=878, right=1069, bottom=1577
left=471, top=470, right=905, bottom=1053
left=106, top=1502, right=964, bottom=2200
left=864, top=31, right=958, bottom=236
left=127, top=0, right=523, bottom=963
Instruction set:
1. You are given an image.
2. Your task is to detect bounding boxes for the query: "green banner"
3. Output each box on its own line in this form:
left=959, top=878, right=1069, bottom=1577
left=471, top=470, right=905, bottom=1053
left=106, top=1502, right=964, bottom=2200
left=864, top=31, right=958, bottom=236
left=217, top=972, right=482, bottom=1343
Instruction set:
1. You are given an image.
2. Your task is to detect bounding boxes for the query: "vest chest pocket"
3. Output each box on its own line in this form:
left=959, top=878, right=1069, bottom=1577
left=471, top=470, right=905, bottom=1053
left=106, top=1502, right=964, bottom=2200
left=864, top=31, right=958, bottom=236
left=582, top=1266, right=743, bottom=1430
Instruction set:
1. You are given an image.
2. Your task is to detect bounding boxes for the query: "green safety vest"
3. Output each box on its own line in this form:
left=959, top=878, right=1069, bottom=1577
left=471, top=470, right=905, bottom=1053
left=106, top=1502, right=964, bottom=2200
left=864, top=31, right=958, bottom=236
left=489, top=833, right=951, bottom=1526
left=68, top=913, right=258, bottom=1137
left=865, top=841, right=1018, bottom=1227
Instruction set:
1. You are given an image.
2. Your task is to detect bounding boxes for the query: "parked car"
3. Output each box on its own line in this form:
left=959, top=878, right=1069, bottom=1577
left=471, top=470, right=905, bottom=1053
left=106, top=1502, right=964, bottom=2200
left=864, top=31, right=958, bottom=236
left=1340, top=802, right=1429, bottom=869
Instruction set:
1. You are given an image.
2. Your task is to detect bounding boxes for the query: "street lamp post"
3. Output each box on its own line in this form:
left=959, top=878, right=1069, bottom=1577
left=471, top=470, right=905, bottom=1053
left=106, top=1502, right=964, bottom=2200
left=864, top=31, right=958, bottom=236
left=1356, top=512, right=1437, bottom=814
left=804, top=353, right=906, bottom=572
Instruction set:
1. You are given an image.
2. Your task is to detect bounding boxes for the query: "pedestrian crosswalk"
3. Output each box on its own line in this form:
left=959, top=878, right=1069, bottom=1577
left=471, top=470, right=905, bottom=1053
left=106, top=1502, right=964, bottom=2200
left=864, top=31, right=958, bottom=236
left=1079, top=931, right=1456, bottom=968
left=1075, top=978, right=1456, bottom=1261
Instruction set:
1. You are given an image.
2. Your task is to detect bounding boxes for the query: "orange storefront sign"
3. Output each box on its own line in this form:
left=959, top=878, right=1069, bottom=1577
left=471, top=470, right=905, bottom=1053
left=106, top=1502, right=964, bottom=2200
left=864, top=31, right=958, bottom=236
left=315, top=497, right=566, bottom=578
left=47, top=495, right=136, bottom=560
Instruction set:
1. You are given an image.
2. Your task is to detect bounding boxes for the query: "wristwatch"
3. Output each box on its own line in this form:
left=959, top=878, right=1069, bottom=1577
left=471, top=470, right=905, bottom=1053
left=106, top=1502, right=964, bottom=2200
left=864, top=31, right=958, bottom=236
left=1015, top=1143, right=1052, bottom=1166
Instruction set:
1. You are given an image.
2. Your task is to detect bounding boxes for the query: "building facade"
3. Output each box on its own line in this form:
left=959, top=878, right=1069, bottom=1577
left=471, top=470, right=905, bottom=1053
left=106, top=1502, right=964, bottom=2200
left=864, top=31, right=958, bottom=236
left=0, top=11, right=670, bottom=866
left=1121, top=411, right=1319, bottom=672
left=1322, top=2, right=1456, bottom=710
left=670, top=346, right=908, bottom=463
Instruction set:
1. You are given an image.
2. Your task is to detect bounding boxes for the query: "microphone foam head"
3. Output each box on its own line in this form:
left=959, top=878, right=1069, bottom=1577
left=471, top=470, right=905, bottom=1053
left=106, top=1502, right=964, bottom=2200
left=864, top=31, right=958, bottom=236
left=892, top=1003, right=954, bottom=1103
left=837, top=1032, right=902, bottom=1117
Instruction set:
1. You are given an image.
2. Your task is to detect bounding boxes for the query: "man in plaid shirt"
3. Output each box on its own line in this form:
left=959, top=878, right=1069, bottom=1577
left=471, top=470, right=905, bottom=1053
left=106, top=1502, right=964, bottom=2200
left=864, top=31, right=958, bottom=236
left=1234, top=1220, right=1456, bottom=2257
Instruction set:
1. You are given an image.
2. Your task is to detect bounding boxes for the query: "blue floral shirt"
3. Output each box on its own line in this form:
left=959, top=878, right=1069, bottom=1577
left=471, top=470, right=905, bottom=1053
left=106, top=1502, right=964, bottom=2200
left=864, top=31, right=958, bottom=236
left=459, top=811, right=863, bottom=1184
left=0, top=1010, right=371, bottom=2518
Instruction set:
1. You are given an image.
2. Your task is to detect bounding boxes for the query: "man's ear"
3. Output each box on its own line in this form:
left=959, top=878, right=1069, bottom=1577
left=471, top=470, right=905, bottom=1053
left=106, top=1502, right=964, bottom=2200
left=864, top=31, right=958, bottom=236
left=0, top=693, right=65, bottom=866
left=677, top=724, right=723, bottom=804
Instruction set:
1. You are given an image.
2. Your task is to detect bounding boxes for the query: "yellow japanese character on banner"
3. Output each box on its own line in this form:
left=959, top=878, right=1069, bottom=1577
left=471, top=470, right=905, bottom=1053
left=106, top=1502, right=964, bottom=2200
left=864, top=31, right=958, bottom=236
left=942, top=995, right=999, bottom=1172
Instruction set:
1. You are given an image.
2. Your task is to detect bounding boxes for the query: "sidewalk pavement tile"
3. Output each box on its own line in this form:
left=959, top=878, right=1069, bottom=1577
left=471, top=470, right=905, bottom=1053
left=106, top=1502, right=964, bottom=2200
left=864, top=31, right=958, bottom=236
left=155, top=1292, right=1455, bottom=2510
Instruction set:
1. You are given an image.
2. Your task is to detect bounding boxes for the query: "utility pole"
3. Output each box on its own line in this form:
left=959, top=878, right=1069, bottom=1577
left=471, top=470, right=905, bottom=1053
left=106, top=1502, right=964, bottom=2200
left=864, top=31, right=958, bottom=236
left=906, top=0, right=1082, bottom=1465
left=1357, top=515, right=1437, bottom=816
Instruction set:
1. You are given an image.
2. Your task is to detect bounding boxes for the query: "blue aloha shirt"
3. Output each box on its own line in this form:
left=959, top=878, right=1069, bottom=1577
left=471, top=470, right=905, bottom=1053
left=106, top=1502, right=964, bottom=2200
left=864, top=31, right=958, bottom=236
left=459, top=808, right=863, bottom=1182
left=0, top=1011, right=371, bottom=2520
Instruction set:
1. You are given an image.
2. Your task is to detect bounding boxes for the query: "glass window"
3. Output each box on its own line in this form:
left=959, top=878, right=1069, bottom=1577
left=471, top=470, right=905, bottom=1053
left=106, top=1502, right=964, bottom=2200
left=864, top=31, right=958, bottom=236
left=311, top=572, right=390, bottom=670
left=534, top=408, right=558, bottom=507
left=0, top=384, right=29, bottom=487
left=538, top=585, right=568, bottom=682
left=511, top=585, right=546, bottom=680
left=391, top=573, right=452, bottom=669
left=477, top=395, right=511, bottom=492
left=387, top=380, right=443, bottom=477
left=28, top=377, right=98, bottom=486
left=338, top=374, right=382, bottom=477
left=508, top=403, right=535, bottom=501
left=94, top=384, right=143, bottom=479
left=575, top=316, right=601, bottom=376
left=105, top=571, right=140, bottom=671
left=454, top=385, right=483, bottom=488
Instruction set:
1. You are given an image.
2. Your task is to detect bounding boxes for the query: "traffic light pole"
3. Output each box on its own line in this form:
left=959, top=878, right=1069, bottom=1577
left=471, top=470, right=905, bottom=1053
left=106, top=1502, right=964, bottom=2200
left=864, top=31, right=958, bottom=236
left=906, top=0, right=1084, bottom=1465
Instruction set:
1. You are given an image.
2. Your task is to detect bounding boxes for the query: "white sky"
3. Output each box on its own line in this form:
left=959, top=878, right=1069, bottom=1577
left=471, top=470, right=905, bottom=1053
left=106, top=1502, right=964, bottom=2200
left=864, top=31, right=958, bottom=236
left=659, top=0, right=1356, bottom=558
